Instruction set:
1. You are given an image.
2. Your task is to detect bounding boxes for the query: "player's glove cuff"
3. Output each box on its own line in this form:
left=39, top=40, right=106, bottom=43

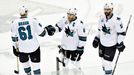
left=77, top=46, right=84, bottom=51
left=13, top=46, right=20, bottom=57
left=92, top=36, right=100, bottom=48
left=45, top=25, right=56, bottom=36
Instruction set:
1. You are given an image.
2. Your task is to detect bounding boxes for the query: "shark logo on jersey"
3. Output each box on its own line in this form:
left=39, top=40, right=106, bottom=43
left=65, top=26, right=74, bottom=37
left=101, top=19, right=104, bottom=22
left=102, top=24, right=111, bottom=34
left=65, top=21, right=68, bottom=24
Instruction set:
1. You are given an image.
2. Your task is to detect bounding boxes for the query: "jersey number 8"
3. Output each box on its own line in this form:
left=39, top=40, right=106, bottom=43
left=18, top=25, right=33, bottom=40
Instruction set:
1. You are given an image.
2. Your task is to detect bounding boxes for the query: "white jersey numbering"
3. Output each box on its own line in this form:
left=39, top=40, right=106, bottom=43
left=11, top=18, right=44, bottom=53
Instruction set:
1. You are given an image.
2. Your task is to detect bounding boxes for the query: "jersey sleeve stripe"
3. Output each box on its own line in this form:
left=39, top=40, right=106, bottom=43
left=39, top=29, right=46, bottom=37
left=117, top=32, right=126, bottom=36
left=55, top=24, right=62, bottom=32
left=78, top=36, right=87, bottom=41
left=11, top=37, right=18, bottom=42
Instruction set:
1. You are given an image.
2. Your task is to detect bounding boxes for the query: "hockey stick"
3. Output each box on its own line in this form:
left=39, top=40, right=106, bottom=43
left=56, top=45, right=66, bottom=71
left=14, top=41, right=19, bottom=74
left=56, top=57, right=60, bottom=71
left=112, top=52, right=120, bottom=75
left=75, top=54, right=80, bottom=62
left=14, top=56, right=19, bottom=74
left=125, top=15, right=132, bottom=34
left=112, top=15, right=132, bottom=75
left=58, top=45, right=65, bottom=66
left=73, top=54, right=81, bottom=69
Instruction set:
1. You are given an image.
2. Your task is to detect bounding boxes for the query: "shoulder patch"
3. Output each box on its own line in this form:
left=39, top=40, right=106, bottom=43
left=101, top=19, right=104, bottom=22
left=117, top=17, right=121, bottom=20
left=65, top=21, right=68, bottom=24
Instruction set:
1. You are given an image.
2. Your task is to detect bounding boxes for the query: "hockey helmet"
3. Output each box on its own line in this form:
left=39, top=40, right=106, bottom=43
left=104, top=2, right=114, bottom=9
left=19, top=6, right=28, bottom=15
left=67, top=8, right=77, bottom=15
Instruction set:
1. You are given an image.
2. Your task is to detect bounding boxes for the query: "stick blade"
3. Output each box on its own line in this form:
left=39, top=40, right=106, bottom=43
left=14, top=70, right=19, bottom=74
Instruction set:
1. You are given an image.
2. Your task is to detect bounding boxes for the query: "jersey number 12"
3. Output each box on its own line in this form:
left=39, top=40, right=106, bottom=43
left=18, top=25, right=33, bottom=40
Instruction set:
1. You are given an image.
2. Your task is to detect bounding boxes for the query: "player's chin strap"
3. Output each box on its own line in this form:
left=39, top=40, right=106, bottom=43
left=112, top=14, right=132, bottom=75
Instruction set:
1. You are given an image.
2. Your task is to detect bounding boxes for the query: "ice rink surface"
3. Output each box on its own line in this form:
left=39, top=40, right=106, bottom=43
left=0, top=0, right=134, bottom=75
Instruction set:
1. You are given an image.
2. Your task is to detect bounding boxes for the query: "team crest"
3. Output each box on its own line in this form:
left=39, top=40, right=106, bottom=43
left=65, top=21, right=68, bottom=24
left=102, top=24, right=111, bottom=34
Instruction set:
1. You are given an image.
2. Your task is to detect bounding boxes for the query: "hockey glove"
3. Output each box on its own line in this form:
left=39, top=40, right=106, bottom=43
left=77, top=46, right=84, bottom=51
left=76, top=46, right=84, bottom=55
left=58, top=45, right=64, bottom=53
left=117, top=42, right=125, bottom=52
left=92, top=36, right=100, bottom=48
left=45, top=25, right=56, bottom=36
left=13, top=46, right=20, bottom=57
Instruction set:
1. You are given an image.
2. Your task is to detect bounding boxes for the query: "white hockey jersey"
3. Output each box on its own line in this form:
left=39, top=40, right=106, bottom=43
left=11, top=17, right=46, bottom=53
left=55, top=16, right=87, bottom=50
left=96, top=14, right=125, bottom=47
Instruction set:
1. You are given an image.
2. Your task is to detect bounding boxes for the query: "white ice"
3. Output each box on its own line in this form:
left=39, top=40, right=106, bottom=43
left=0, top=0, right=134, bottom=75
